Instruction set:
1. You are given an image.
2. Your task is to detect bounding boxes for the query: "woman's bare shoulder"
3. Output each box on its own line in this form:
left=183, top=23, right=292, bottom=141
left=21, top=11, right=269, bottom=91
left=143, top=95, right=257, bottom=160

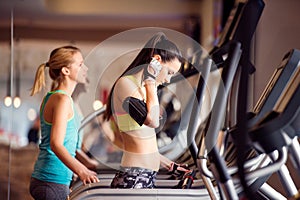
left=47, top=92, right=71, bottom=109
left=117, top=76, right=133, bottom=85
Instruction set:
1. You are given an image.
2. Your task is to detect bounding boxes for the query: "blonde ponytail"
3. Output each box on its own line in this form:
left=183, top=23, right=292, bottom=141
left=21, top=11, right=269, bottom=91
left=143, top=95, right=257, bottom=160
left=30, top=63, right=47, bottom=96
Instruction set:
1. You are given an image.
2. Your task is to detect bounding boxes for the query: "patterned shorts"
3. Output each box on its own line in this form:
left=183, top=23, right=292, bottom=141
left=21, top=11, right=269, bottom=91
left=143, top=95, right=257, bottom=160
left=110, top=167, right=157, bottom=189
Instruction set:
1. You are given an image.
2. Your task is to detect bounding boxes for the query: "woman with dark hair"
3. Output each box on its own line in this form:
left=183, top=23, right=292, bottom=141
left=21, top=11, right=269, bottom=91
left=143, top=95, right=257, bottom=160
left=103, top=32, right=189, bottom=189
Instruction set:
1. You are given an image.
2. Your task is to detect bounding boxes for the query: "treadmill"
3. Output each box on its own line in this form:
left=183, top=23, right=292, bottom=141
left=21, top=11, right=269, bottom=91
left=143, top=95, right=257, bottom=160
left=212, top=48, right=300, bottom=199
left=248, top=66, right=300, bottom=199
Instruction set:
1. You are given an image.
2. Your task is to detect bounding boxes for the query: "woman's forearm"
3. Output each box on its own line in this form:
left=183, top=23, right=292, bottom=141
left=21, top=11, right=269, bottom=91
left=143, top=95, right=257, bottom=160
left=144, top=81, right=160, bottom=128
left=159, top=153, right=173, bottom=170
left=51, top=142, right=87, bottom=176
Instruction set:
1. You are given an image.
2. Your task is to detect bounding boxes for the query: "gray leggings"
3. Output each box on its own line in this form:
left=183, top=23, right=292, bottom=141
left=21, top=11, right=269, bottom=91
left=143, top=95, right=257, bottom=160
left=29, top=177, right=70, bottom=200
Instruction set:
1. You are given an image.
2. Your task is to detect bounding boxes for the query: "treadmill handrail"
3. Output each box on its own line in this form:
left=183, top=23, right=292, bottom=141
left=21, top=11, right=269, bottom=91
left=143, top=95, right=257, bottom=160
left=78, top=105, right=106, bottom=132
left=245, top=147, right=288, bottom=181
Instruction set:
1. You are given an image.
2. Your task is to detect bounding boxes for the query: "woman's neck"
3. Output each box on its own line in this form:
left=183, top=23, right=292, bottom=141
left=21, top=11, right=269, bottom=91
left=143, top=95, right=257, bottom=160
left=55, top=80, right=76, bottom=96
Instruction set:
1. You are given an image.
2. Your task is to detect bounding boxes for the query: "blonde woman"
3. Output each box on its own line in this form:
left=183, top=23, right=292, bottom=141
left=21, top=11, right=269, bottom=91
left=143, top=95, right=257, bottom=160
left=29, top=46, right=99, bottom=200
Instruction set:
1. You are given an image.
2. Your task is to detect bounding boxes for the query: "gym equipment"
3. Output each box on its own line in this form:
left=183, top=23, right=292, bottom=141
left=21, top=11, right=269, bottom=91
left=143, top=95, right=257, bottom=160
left=193, top=0, right=267, bottom=199
left=249, top=66, right=300, bottom=199
left=68, top=0, right=300, bottom=199
left=230, top=49, right=300, bottom=199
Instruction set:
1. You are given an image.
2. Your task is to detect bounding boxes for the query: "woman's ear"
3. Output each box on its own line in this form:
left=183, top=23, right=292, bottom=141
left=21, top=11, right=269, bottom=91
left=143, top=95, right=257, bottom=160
left=61, top=67, right=70, bottom=75
left=153, top=54, right=162, bottom=62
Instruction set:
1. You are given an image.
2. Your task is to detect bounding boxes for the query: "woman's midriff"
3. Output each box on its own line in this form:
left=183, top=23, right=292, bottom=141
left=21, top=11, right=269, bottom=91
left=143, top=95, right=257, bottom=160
left=121, top=128, right=160, bottom=171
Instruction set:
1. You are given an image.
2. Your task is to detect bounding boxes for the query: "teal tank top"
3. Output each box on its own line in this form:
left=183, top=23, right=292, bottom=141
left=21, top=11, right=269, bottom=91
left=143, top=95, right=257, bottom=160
left=31, top=90, right=81, bottom=185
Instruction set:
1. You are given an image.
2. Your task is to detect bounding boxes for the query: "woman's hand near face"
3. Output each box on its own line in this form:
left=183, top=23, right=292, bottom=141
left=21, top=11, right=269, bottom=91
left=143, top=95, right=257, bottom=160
left=143, top=57, right=163, bottom=82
